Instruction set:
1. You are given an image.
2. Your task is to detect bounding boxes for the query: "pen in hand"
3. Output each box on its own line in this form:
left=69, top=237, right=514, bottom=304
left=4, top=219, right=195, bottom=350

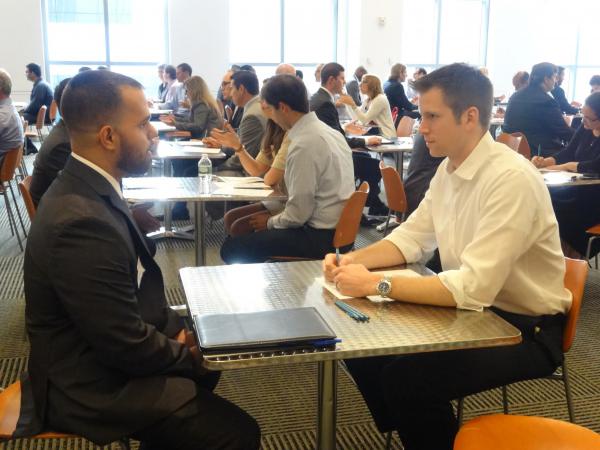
left=537, top=144, right=542, bottom=157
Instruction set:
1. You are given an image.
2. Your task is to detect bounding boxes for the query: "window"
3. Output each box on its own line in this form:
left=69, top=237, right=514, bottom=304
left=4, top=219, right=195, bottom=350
left=229, top=0, right=337, bottom=92
left=43, top=0, right=168, bottom=96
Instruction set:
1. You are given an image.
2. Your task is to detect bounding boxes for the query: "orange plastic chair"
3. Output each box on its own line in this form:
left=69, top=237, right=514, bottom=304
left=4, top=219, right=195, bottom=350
left=454, top=414, right=600, bottom=450
left=379, top=161, right=407, bottom=236
left=0, top=381, right=130, bottom=448
left=458, top=257, right=588, bottom=424
left=396, top=116, right=415, bottom=138
left=1, top=146, right=26, bottom=250
left=585, top=223, right=600, bottom=268
left=18, top=175, right=36, bottom=221
left=49, top=100, right=58, bottom=125
left=497, top=131, right=531, bottom=159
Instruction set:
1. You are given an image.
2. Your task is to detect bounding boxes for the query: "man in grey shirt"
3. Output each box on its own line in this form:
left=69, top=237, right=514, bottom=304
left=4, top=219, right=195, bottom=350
left=0, top=69, right=24, bottom=167
left=220, top=74, right=355, bottom=263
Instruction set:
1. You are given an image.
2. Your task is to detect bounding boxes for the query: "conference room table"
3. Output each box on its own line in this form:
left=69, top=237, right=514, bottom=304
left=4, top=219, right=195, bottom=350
left=179, top=260, right=522, bottom=450
left=367, top=137, right=414, bottom=176
left=541, top=170, right=600, bottom=187
left=150, top=120, right=176, bottom=133
left=123, top=176, right=286, bottom=265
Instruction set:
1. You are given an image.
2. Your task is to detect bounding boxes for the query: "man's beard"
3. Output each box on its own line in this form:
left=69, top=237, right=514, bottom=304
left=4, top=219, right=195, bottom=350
left=116, top=140, right=155, bottom=176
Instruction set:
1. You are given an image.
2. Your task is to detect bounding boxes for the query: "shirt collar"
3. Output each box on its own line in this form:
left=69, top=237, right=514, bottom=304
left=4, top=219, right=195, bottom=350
left=71, top=152, right=123, bottom=198
left=319, top=86, right=335, bottom=102
left=287, top=112, right=317, bottom=140
left=448, top=132, right=494, bottom=181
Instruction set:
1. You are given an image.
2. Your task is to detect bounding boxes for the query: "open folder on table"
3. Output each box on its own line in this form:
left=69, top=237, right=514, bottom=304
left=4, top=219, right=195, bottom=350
left=193, top=307, right=336, bottom=354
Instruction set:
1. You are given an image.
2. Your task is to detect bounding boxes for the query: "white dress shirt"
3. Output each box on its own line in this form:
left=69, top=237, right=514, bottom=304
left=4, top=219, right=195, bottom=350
left=385, top=132, right=572, bottom=316
left=349, top=94, right=396, bottom=139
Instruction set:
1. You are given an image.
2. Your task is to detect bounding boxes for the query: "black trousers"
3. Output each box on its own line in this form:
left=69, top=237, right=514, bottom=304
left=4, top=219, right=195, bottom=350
left=352, top=151, right=382, bottom=207
left=133, top=380, right=260, bottom=450
left=345, top=308, right=565, bottom=450
left=220, top=225, right=350, bottom=264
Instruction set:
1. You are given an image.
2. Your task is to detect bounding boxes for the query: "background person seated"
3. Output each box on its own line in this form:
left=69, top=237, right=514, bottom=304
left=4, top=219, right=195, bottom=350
left=0, top=68, right=24, bottom=168
left=338, top=74, right=396, bottom=140
left=503, top=62, right=574, bottom=157
left=22, top=62, right=53, bottom=125
left=384, top=63, right=420, bottom=122
left=220, top=74, right=355, bottom=263
left=552, top=66, right=580, bottom=115
left=532, top=92, right=600, bottom=258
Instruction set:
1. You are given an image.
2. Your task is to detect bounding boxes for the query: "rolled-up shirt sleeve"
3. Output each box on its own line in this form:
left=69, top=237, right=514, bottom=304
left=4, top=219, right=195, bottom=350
left=437, top=170, right=538, bottom=311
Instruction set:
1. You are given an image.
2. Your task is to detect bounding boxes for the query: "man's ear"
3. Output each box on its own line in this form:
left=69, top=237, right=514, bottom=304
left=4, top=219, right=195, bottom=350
left=98, top=125, right=118, bottom=151
left=463, top=106, right=480, bottom=130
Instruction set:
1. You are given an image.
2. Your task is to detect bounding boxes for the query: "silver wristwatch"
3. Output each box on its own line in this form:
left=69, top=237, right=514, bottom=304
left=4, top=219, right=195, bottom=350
left=376, top=276, right=392, bottom=297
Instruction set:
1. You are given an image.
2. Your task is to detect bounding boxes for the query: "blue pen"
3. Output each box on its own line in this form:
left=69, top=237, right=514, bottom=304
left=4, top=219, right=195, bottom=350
left=335, top=301, right=368, bottom=322
left=340, top=301, right=370, bottom=322
left=311, top=338, right=342, bottom=347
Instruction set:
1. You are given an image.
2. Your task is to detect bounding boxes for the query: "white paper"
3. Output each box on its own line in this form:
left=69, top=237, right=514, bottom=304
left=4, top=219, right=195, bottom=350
left=317, top=268, right=422, bottom=301
left=212, top=186, right=274, bottom=197
left=214, top=176, right=269, bottom=188
left=176, top=141, right=206, bottom=147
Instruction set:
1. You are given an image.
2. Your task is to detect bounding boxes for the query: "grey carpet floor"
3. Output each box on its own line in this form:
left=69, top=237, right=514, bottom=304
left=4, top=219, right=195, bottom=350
left=1, top=155, right=599, bottom=449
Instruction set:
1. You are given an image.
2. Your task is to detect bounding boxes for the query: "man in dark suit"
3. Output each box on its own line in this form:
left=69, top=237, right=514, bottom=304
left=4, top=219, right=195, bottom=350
left=504, top=62, right=574, bottom=157
left=551, top=66, right=580, bottom=115
left=18, top=70, right=260, bottom=450
left=310, top=62, right=388, bottom=216
left=346, top=65, right=367, bottom=106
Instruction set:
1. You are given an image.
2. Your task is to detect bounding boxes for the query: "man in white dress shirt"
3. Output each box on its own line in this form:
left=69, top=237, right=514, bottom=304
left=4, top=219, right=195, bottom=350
left=323, top=63, right=572, bottom=450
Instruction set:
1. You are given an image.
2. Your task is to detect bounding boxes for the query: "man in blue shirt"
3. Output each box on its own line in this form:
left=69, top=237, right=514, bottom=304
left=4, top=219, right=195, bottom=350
left=22, top=63, right=53, bottom=125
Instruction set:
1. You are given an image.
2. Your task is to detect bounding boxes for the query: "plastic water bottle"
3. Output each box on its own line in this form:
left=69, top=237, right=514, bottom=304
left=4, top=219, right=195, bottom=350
left=198, top=154, right=212, bottom=193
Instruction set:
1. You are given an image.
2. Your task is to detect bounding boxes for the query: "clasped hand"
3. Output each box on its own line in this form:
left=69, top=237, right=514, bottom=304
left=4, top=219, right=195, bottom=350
left=322, top=253, right=379, bottom=297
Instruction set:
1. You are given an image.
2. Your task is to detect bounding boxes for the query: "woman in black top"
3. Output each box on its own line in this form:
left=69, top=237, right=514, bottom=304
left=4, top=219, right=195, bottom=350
left=532, top=92, right=600, bottom=256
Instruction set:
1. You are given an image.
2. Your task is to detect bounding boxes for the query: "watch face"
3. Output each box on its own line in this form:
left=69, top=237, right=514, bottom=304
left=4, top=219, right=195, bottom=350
left=377, top=279, right=392, bottom=296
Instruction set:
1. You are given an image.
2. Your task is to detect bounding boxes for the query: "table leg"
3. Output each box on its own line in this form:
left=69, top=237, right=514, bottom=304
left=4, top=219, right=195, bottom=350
left=194, top=201, right=206, bottom=266
left=317, top=360, right=337, bottom=450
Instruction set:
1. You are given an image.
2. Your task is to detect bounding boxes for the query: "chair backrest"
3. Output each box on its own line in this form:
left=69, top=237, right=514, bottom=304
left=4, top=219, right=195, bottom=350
left=379, top=160, right=407, bottom=213
left=0, top=147, right=23, bottom=184
left=496, top=132, right=522, bottom=152
left=0, top=381, right=20, bottom=438
left=18, top=176, right=36, bottom=221
left=35, top=105, right=48, bottom=130
left=49, top=100, right=58, bottom=123
left=390, top=106, right=399, bottom=125
left=396, top=116, right=415, bottom=138
left=333, top=182, right=369, bottom=249
left=516, top=133, right=532, bottom=160
left=563, top=257, right=589, bottom=353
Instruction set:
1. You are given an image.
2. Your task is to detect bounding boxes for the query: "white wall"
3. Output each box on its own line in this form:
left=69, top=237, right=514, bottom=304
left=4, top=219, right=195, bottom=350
left=0, top=0, right=45, bottom=102
left=168, top=0, right=230, bottom=94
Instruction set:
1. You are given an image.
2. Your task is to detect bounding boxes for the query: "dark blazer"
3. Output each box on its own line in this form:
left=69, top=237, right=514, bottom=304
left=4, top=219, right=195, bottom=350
left=23, top=79, right=54, bottom=124
left=346, top=78, right=362, bottom=106
left=309, top=87, right=365, bottom=149
left=29, top=120, right=71, bottom=206
left=18, top=158, right=197, bottom=445
left=554, top=124, right=600, bottom=173
left=383, top=79, right=418, bottom=119
left=551, top=85, right=579, bottom=115
left=503, top=85, right=574, bottom=155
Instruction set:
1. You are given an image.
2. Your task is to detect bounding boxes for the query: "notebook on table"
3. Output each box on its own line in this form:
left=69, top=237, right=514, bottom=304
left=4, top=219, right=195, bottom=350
left=193, top=307, right=336, bottom=354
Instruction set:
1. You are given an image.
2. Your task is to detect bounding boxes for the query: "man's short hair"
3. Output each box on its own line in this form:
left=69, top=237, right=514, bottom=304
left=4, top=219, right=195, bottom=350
left=320, top=62, right=344, bottom=86
left=295, top=69, right=303, bottom=80
left=261, top=74, right=308, bottom=114
left=239, top=64, right=256, bottom=73
left=164, top=65, right=176, bottom=80
left=78, top=66, right=92, bottom=73
left=557, top=66, right=565, bottom=74
left=26, top=63, right=42, bottom=77
left=530, top=62, right=557, bottom=86
left=389, top=63, right=406, bottom=80
left=590, top=75, right=600, bottom=87
left=414, top=63, right=493, bottom=129
left=176, top=63, right=192, bottom=76
left=416, top=67, right=427, bottom=76
left=54, top=78, right=71, bottom=114
left=232, top=70, right=259, bottom=96
left=157, top=63, right=166, bottom=71
left=61, top=70, right=143, bottom=134
left=0, top=69, right=12, bottom=96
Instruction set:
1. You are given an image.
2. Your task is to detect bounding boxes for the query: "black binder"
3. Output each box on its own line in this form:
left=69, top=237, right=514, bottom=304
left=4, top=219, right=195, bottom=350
left=193, top=307, right=336, bottom=353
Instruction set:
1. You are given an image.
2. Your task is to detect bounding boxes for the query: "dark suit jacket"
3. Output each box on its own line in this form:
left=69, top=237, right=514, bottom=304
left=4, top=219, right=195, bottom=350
left=551, top=85, right=579, bottom=115
left=309, top=87, right=365, bottom=149
left=18, top=158, right=197, bottom=445
left=23, top=79, right=54, bottom=124
left=30, top=120, right=71, bottom=206
left=383, top=79, right=418, bottom=119
left=503, top=85, right=574, bottom=155
left=346, top=78, right=362, bottom=106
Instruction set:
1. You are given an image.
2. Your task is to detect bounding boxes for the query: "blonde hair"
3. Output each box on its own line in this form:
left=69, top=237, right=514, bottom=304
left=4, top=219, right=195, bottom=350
left=361, top=74, right=383, bottom=98
left=184, top=75, right=218, bottom=112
